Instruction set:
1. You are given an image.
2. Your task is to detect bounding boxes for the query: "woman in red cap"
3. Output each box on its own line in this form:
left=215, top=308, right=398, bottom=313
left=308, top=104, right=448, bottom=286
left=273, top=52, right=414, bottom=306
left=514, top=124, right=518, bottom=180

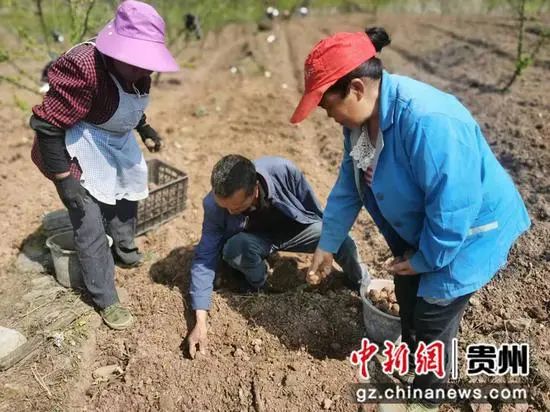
left=292, top=28, right=530, bottom=411
left=30, top=1, right=179, bottom=330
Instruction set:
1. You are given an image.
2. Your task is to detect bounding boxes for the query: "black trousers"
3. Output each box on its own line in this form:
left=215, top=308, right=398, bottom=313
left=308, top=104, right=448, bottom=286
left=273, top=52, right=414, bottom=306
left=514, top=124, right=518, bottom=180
left=394, top=275, right=473, bottom=394
left=64, top=192, right=141, bottom=308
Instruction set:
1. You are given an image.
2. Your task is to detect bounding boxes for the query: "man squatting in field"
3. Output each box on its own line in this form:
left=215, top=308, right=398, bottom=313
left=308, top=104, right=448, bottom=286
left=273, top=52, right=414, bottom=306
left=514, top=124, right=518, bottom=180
left=187, top=154, right=369, bottom=358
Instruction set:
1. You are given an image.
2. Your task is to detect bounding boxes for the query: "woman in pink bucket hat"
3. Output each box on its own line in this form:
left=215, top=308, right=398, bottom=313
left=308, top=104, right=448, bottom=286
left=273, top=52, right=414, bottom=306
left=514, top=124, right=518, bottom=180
left=30, top=1, right=179, bottom=330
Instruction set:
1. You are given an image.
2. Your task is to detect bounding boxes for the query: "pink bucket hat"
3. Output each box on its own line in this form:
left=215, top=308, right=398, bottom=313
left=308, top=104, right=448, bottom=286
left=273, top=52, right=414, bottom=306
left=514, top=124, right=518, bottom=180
left=96, top=0, right=179, bottom=72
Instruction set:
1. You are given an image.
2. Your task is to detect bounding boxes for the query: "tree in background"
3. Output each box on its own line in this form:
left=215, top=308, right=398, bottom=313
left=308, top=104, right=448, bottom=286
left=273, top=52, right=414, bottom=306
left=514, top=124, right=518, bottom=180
left=1, top=0, right=548, bottom=94
left=0, top=0, right=110, bottom=94
left=500, top=0, right=549, bottom=91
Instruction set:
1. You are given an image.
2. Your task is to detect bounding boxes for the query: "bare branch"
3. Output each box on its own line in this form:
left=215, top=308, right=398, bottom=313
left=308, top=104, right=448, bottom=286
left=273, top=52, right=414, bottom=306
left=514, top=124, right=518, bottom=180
left=78, top=0, right=97, bottom=43
left=515, top=0, right=526, bottom=63
left=34, top=0, right=51, bottom=54
left=31, top=365, right=52, bottom=398
left=65, top=0, right=75, bottom=25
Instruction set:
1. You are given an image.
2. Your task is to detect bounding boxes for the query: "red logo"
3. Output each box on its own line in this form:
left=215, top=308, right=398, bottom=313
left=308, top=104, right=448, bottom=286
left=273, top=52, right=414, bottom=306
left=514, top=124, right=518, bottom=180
left=415, top=341, right=445, bottom=379
left=350, top=338, right=379, bottom=379
left=382, top=341, right=410, bottom=376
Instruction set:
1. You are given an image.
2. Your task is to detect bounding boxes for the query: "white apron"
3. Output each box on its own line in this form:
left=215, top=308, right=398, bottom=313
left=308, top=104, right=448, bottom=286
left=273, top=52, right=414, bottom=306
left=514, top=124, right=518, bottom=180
left=65, top=71, right=150, bottom=205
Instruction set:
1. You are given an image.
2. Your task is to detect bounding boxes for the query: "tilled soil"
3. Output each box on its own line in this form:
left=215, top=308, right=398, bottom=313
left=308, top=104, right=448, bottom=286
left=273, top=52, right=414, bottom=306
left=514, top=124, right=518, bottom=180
left=0, top=12, right=548, bottom=412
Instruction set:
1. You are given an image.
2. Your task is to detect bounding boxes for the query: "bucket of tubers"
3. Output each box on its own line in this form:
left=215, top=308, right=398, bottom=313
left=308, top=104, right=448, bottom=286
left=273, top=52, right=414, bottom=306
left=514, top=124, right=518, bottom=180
left=360, top=277, right=401, bottom=344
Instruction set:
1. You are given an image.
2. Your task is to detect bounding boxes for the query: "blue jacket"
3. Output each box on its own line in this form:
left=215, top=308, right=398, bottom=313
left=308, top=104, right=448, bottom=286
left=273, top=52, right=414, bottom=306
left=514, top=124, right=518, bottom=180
left=190, top=156, right=323, bottom=310
left=319, top=71, right=530, bottom=299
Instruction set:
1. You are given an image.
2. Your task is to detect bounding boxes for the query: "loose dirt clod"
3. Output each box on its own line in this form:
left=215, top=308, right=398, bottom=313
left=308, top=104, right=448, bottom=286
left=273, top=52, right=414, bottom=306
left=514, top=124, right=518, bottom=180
left=92, top=365, right=123, bottom=382
left=322, top=398, right=333, bottom=410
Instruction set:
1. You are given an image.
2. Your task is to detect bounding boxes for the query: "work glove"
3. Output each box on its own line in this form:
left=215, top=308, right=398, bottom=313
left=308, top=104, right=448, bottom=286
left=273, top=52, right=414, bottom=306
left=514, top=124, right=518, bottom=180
left=137, top=124, right=163, bottom=152
left=55, top=175, right=86, bottom=210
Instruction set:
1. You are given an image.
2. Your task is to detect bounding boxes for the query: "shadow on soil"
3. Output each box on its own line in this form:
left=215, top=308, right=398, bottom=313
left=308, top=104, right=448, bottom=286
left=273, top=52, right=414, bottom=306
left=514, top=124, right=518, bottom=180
left=149, top=246, right=364, bottom=361
left=148, top=245, right=196, bottom=357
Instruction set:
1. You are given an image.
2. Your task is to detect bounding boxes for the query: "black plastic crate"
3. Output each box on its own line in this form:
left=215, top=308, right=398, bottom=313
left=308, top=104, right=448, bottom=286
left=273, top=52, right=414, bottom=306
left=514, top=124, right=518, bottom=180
left=136, top=159, right=188, bottom=236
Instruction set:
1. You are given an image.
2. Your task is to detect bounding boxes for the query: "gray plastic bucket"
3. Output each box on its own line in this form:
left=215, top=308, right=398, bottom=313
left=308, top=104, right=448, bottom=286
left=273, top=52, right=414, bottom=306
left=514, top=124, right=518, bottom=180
left=45, top=231, right=112, bottom=288
left=360, top=277, right=401, bottom=344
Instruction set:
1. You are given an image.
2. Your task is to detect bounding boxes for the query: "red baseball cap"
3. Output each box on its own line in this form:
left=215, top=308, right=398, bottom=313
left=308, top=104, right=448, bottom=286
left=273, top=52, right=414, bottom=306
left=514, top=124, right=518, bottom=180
left=290, top=32, right=376, bottom=124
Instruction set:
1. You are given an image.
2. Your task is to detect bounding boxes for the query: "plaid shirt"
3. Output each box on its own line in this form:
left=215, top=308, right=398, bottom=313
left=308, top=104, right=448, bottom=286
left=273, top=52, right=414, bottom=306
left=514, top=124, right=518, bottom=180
left=31, top=43, right=151, bottom=180
left=33, top=43, right=150, bottom=127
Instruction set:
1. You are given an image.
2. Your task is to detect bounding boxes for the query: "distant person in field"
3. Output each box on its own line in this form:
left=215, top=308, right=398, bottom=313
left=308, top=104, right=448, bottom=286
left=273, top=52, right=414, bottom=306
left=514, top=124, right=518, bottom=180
left=291, top=29, right=530, bottom=412
left=184, top=13, right=202, bottom=40
left=187, top=154, right=368, bottom=358
left=30, top=1, right=179, bottom=330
